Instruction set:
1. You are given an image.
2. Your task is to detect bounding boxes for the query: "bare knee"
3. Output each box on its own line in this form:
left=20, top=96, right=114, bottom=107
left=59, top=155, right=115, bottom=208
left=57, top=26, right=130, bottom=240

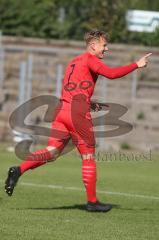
left=46, top=146, right=61, bottom=160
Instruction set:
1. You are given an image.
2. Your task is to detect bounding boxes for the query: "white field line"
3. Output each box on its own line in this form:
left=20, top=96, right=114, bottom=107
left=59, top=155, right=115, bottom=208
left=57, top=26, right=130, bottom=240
left=1, top=179, right=159, bottom=201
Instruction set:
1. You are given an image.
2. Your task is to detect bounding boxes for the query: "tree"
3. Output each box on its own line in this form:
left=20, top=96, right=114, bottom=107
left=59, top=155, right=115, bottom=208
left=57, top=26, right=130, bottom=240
left=0, top=0, right=159, bottom=46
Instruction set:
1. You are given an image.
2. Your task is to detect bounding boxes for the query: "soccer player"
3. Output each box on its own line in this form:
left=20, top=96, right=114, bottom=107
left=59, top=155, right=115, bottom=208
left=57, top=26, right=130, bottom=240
left=5, top=30, right=152, bottom=212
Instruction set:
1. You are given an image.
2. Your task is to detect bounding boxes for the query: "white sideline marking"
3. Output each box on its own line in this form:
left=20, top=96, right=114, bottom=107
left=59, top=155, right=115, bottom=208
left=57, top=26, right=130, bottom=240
left=1, top=179, right=159, bottom=200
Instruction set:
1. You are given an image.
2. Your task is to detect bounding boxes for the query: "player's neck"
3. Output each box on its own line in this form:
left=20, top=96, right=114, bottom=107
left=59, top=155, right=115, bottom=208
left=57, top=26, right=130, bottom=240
left=86, top=47, right=96, bottom=56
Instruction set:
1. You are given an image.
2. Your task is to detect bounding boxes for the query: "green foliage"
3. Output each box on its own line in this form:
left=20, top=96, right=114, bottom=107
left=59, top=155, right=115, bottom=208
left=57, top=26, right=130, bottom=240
left=0, top=0, right=159, bottom=45
left=120, top=142, right=131, bottom=150
left=137, top=111, right=145, bottom=120
left=0, top=0, right=58, bottom=38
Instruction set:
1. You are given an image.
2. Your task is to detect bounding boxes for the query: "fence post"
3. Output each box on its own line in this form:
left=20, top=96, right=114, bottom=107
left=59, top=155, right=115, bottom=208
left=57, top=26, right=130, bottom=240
left=99, top=79, right=108, bottom=151
left=26, top=54, right=33, bottom=100
left=131, top=70, right=138, bottom=100
left=55, top=64, right=63, bottom=97
left=0, top=31, right=5, bottom=89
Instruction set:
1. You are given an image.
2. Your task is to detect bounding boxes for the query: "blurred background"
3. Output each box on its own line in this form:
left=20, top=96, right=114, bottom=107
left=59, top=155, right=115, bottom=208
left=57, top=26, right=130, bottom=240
left=0, top=0, right=159, bottom=153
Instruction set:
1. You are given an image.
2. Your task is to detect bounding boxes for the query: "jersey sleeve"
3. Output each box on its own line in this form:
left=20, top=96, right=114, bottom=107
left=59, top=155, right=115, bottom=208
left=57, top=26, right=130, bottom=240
left=88, top=55, right=138, bottom=79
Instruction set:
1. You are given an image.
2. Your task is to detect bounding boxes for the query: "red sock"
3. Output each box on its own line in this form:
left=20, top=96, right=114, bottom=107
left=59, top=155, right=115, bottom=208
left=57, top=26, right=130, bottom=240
left=82, top=158, right=97, bottom=203
left=19, top=148, right=52, bottom=174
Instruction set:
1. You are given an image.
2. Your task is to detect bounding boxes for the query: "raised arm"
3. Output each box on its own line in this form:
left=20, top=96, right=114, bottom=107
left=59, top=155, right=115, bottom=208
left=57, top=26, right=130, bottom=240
left=97, top=62, right=138, bottom=79
left=88, top=53, right=152, bottom=80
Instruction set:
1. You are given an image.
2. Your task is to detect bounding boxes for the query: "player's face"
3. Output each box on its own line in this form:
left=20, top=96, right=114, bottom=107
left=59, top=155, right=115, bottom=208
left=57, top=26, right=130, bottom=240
left=92, top=37, right=108, bottom=59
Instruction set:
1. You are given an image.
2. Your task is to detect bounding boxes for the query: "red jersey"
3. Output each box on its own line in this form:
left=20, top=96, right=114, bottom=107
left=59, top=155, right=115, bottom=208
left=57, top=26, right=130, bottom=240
left=60, top=52, right=138, bottom=103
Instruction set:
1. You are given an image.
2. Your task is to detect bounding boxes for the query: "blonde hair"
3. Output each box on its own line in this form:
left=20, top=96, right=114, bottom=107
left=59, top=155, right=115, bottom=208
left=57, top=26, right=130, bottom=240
left=84, top=29, right=107, bottom=46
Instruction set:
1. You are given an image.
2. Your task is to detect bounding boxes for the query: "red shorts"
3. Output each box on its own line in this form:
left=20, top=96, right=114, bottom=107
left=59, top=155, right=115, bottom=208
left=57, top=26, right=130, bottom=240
left=48, top=100, right=95, bottom=154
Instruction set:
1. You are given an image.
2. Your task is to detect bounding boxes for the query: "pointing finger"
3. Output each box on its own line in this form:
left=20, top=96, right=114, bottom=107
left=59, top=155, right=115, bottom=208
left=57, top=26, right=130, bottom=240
left=144, top=53, right=152, bottom=58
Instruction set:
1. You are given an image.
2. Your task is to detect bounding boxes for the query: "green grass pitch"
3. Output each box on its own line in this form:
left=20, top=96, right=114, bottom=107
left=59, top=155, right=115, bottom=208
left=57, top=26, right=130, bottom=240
left=0, top=148, right=159, bottom=240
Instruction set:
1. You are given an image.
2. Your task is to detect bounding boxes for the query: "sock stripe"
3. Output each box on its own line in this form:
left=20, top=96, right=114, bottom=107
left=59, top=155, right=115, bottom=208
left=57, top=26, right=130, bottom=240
left=20, top=148, right=52, bottom=174
left=82, top=158, right=97, bottom=203
left=82, top=174, right=93, bottom=176
left=26, top=149, right=52, bottom=162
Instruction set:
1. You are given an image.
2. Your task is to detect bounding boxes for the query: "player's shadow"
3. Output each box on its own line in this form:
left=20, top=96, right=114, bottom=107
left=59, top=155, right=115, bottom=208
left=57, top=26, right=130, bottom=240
left=24, top=203, right=118, bottom=211
left=18, top=204, right=158, bottom=212
left=27, top=204, right=86, bottom=211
